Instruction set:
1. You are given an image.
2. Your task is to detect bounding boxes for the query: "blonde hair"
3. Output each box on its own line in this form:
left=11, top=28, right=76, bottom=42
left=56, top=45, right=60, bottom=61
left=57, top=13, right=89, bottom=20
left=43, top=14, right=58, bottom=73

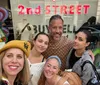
left=0, top=52, right=4, bottom=80
left=0, top=51, right=30, bottom=85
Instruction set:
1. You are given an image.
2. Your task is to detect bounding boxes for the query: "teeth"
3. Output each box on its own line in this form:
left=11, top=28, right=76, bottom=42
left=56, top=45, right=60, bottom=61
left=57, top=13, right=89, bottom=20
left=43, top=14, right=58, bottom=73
left=47, top=72, right=52, bottom=76
left=9, top=66, right=17, bottom=69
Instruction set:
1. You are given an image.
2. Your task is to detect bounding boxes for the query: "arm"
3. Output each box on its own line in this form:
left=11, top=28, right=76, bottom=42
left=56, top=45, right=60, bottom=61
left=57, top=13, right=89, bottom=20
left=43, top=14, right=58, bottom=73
left=81, top=63, right=94, bottom=85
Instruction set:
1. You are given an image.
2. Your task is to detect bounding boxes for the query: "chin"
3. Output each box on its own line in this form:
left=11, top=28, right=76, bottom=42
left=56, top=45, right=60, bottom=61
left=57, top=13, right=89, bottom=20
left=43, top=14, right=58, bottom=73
left=54, top=38, right=60, bottom=41
left=8, top=73, right=18, bottom=76
left=39, top=50, right=45, bottom=53
left=46, top=76, right=53, bottom=79
left=44, top=73, right=53, bottom=79
left=73, top=46, right=77, bottom=50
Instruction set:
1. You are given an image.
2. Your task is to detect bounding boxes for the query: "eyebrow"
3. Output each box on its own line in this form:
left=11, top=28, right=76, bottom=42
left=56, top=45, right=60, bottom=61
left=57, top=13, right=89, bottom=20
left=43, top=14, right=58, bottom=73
left=47, top=63, right=58, bottom=68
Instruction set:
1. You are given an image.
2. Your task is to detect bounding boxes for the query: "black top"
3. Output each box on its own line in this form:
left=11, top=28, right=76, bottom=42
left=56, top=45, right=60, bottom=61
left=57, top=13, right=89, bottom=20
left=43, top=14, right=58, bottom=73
left=42, top=57, right=45, bottom=62
left=0, top=80, right=22, bottom=85
left=0, top=80, right=8, bottom=85
left=69, top=49, right=81, bottom=68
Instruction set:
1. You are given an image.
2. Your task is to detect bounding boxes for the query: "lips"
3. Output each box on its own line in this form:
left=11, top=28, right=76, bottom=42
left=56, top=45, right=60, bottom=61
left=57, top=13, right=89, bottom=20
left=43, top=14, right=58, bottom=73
left=38, top=46, right=47, bottom=52
left=74, top=42, right=78, bottom=46
left=54, top=34, right=60, bottom=37
left=73, top=43, right=79, bottom=48
left=44, top=70, right=53, bottom=78
left=74, top=44, right=77, bottom=47
left=39, top=47, right=45, bottom=52
left=47, top=72, right=52, bottom=76
left=8, top=65, right=19, bottom=70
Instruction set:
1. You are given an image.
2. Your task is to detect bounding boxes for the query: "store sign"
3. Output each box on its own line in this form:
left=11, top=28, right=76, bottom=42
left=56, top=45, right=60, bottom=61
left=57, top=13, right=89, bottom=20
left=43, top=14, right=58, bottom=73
left=32, top=24, right=76, bottom=38
left=18, top=4, right=90, bottom=15
left=33, top=24, right=76, bottom=34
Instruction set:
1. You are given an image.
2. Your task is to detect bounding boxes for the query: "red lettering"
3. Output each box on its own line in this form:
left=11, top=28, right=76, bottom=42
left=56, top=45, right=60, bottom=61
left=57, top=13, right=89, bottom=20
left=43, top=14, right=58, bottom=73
left=52, top=5, right=59, bottom=14
left=83, top=5, right=90, bottom=14
left=34, top=6, right=41, bottom=14
left=18, top=4, right=90, bottom=15
left=69, top=5, right=74, bottom=14
left=77, top=5, right=82, bottom=15
left=60, top=5, right=67, bottom=14
left=18, top=4, right=25, bottom=15
left=45, top=5, right=50, bottom=14
left=26, top=8, right=32, bottom=15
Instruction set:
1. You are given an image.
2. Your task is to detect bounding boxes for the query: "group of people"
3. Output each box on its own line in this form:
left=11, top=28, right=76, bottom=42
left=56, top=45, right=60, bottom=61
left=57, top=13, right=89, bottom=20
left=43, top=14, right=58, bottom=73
left=0, top=14, right=96, bottom=85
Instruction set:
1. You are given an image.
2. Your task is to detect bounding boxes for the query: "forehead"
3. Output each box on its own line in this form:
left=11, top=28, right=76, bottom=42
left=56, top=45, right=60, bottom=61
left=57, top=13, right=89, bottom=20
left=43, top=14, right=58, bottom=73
left=50, top=19, right=63, bottom=25
left=76, top=32, right=87, bottom=39
left=5, top=48, right=23, bottom=53
left=37, top=34, right=48, bottom=40
left=46, top=58, right=59, bottom=66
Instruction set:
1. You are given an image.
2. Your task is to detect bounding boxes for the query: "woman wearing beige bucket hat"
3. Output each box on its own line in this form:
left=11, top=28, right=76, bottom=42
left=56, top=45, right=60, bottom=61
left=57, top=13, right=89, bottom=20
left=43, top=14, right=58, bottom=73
left=0, top=40, right=31, bottom=85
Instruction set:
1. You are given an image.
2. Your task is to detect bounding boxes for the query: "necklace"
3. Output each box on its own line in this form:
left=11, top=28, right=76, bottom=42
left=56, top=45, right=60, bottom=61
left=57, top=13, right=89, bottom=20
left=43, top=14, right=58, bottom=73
left=75, top=51, right=81, bottom=57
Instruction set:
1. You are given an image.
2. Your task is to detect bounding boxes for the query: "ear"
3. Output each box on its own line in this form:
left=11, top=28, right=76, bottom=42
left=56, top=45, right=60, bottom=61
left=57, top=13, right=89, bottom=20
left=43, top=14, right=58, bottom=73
left=32, top=40, right=35, bottom=45
left=86, top=42, right=90, bottom=47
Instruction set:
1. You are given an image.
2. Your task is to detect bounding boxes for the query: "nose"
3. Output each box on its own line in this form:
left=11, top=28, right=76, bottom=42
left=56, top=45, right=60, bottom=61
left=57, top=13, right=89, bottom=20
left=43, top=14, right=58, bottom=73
left=41, top=42, right=46, bottom=47
left=74, top=38, right=78, bottom=43
left=56, top=28, right=60, bottom=33
left=12, top=57, right=17, bottom=63
left=49, top=67, right=53, bottom=72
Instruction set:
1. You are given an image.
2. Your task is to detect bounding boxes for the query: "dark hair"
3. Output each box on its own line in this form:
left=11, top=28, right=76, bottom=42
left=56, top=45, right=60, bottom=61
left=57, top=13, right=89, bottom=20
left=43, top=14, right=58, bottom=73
left=87, top=16, right=96, bottom=25
left=34, top=32, right=49, bottom=41
left=76, top=29, right=92, bottom=43
left=49, top=15, right=64, bottom=25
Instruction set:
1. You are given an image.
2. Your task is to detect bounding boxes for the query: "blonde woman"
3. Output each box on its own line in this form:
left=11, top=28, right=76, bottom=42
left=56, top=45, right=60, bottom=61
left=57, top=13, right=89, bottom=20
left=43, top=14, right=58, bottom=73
left=0, top=40, right=31, bottom=85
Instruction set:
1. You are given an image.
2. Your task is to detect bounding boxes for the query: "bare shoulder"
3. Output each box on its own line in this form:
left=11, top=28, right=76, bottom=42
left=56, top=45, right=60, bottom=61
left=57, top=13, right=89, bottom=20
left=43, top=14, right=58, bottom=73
left=57, top=77, right=70, bottom=85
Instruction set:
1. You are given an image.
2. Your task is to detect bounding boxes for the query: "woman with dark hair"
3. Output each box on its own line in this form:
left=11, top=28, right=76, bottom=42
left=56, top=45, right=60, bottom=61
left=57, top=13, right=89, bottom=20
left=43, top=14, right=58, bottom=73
left=28, top=32, right=49, bottom=85
left=66, top=29, right=96, bottom=85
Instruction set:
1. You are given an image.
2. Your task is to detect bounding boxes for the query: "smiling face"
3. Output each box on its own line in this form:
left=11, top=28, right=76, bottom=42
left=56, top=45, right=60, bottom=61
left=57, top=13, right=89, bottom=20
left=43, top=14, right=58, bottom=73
left=49, top=19, right=63, bottom=41
left=74, top=32, right=90, bottom=51
left=2, top=48, right=24, bottom=77
left=43, top=58, right=60, bottom=79
left=33, top=34, right=49, bottom=53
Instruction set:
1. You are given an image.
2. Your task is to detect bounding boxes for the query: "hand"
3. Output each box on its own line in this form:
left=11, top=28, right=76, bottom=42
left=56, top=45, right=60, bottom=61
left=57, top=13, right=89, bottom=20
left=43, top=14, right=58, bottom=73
left=88, top=50, right=95, bottom=62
